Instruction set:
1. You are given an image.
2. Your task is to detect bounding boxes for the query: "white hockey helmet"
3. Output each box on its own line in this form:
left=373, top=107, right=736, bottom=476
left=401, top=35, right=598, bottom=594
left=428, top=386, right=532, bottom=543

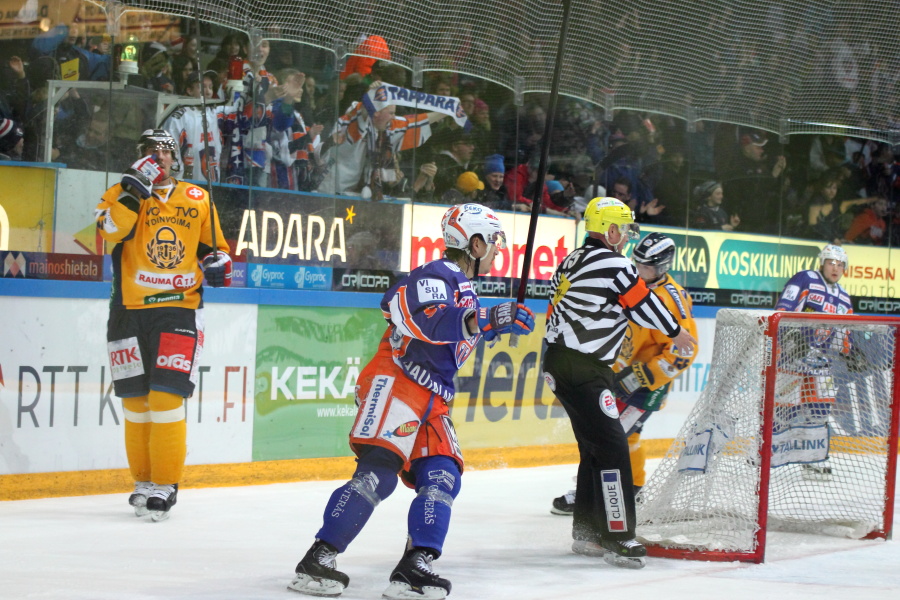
left=819, top=244, right=848, bottom=270
left=441, top=204, right=507, bottom=254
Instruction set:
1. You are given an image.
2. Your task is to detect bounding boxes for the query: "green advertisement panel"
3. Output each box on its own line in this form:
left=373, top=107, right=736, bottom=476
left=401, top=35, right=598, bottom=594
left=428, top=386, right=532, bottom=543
left=252, top=306, right=576, bottom=461
left=252, top=305, right=387, bottom=460
left=716, top=239, right=820, bottom=292
left=622, top=229, right=711, bottom=289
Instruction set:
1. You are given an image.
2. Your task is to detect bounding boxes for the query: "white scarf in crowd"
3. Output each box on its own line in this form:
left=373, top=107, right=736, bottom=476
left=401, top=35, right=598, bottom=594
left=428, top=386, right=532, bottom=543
left=362, top=84, right=472, bottom=130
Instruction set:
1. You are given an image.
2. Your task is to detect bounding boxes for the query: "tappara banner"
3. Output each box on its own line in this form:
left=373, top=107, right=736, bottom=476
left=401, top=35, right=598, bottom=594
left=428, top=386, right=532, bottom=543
left=363, top=85, right=471, bottom=130
left=404, top=205, right=578, bottom=282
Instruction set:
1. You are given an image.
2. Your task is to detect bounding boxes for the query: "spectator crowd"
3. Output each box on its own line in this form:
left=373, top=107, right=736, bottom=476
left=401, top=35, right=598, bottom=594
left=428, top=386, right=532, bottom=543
left=3, top=21, right=900, bottom=247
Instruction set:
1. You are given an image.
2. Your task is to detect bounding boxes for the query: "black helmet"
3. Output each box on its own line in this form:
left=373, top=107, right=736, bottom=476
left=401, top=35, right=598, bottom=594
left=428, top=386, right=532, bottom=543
left=632, top=232, right=675, bottom=277
left=137, top=128, right=177, bottom=155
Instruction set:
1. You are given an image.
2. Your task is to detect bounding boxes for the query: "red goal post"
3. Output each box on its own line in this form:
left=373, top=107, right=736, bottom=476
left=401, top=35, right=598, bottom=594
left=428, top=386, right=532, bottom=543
left=636, top=309, right=900, bottom=563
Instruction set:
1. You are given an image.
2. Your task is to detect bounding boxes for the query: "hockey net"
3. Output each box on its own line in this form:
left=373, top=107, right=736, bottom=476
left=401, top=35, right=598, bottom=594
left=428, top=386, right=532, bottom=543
left=636, top=309, right=900, bottom=563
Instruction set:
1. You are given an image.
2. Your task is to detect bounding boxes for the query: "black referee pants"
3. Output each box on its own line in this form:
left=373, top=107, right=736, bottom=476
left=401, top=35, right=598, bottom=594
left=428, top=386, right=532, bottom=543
left=543, top=344, right=637, bottom=542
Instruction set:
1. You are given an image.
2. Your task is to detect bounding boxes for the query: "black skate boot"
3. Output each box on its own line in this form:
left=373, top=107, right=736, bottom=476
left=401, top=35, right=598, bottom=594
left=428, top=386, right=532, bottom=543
left=128, top=481, right=153, bottom=517
left=551, top=489, right=575, bottom=515
left=288, top=540, right=350, bottom=597
left=146, top=483, right=178, bottom=522
left=382, top=547, right=451, bottom=600
left=599, top=538, right=647, bottom=569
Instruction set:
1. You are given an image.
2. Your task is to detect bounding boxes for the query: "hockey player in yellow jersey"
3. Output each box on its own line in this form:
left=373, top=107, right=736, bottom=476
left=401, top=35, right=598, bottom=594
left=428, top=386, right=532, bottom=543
left=96, top=129, right=231, bottom=521
left=551, top=232, right=698, bottom=514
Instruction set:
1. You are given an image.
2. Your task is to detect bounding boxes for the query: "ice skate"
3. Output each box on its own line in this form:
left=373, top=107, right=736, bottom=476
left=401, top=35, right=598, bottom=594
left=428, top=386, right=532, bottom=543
left=572, top=538, right=646, bottom=569
left=288, top=540, right=349, bottom=597
left=146, top=483, right=178, bottom=522
left=128, top=481, right=153, bottom=517
left=382, top=548, right=451, bottom=600
left=551, top=489, right=575, bottom=515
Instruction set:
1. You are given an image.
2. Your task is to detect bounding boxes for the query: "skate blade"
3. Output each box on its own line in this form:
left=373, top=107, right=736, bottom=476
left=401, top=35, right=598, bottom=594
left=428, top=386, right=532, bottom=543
left=287, top=573, right=346, bottom=598
left=571, top=540, right=605, bottom=557
left=382, top=581, right=448, bottom=600
left=603, top=553, right=647, bottom=570
left=149, top=510, right=170, bottom=522
left=550, top=507, right=574, bottom=516
left=133, top=505, right=149, bottom=517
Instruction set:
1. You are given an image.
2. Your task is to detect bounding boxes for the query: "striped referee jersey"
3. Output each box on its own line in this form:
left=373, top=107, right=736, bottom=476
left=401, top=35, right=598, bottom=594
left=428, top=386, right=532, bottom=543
left=545, top=237, right=681, bottom=363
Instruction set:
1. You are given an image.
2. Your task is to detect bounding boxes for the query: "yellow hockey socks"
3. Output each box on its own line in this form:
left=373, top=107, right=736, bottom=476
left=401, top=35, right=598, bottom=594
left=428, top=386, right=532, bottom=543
left=629, top=432, right=646, bottom=488
left=122, top=396, right=151, bottom=482
left=148, top=390, right=187, bottom=485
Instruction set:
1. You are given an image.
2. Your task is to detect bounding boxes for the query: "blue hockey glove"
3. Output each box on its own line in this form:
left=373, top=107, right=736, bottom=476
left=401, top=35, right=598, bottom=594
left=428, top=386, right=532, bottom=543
left=476, top=301, right=535, bottom=338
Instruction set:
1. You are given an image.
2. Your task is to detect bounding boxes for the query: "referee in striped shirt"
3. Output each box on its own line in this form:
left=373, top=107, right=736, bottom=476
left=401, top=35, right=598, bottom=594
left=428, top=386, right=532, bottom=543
left=543, top=197, right=697, bottom=568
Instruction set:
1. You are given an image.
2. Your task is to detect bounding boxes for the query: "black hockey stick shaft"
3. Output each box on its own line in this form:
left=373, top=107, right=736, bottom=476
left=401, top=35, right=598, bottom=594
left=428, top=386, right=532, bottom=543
left=510, top=0, right=572, bottom=347
left=191, top=0, right=218, bottom=256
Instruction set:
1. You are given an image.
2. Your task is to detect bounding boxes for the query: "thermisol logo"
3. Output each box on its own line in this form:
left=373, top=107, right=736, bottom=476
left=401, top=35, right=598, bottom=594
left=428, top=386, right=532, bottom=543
left=354, top=375, right=394, bottom=438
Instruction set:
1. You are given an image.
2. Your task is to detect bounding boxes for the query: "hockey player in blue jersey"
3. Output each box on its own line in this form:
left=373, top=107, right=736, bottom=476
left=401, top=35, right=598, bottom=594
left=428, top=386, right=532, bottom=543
left=288, top=204, right=535, bottom=599
left=774, top=244, right=853, bottom=479
left=775, top=244, right=853, bottom=315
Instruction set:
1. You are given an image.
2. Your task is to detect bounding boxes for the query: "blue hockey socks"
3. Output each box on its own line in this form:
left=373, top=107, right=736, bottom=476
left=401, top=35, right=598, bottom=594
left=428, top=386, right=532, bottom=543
left=407, top=456, right=462, bottom=556
left=316, top=447, right=400, bottom=552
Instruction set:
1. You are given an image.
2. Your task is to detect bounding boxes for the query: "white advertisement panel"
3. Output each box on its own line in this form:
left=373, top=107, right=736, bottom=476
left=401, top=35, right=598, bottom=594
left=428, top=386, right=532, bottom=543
left=0, top=297, right=257, bottom=475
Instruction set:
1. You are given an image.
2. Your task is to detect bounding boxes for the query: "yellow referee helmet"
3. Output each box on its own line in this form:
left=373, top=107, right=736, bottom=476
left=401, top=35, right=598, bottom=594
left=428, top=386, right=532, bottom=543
left=584, top=197, right=640, bottom=240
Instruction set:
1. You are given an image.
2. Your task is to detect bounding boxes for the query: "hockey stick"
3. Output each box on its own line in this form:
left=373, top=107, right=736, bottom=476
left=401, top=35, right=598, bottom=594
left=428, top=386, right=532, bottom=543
left=509, top=0, right=572, bottom=347
left=191, top=0, right=218, bottom=257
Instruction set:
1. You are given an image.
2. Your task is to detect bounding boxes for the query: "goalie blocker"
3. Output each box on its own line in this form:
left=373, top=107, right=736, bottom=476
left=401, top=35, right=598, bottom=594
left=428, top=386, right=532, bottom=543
left=635, top=309, right=900, bottom=563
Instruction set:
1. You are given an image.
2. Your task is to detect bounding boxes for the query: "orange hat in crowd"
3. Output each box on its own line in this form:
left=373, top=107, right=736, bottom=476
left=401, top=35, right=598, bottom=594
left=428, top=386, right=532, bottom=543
left=341, top=35, right=391, bottom=80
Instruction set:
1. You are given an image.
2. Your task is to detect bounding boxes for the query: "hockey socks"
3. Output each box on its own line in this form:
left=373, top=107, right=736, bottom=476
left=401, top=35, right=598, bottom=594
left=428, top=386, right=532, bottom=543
left=407, top=456, right=461, bottom=555
left=316, top=449, right=400, bottom=552
left=122, top=396, right=151, bottom=482
left=148, top=390, right=186, bottom=485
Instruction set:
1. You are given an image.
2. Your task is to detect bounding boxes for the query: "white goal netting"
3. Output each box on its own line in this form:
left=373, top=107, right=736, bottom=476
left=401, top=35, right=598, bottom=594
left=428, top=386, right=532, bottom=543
left=636, top=309, right=898, bottom=559
left=125, top=0, right=900, bottom=141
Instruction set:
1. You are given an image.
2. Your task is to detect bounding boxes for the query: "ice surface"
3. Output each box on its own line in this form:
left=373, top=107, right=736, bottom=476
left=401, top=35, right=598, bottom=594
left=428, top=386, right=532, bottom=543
left=1, top=462, right=897, bottom=599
